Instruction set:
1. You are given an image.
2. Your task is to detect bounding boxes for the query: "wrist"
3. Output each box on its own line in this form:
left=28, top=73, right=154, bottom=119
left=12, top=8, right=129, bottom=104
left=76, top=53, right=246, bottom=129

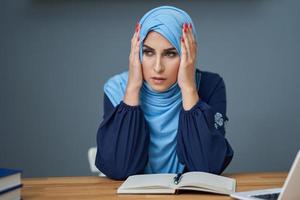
left=126, top=80, right=142, bottom=91
left=181, top=86, right=199, bottom=111
left=180, top=82, right=197, bottom=95
left=124, top=86, right=140, bottom=106
left=178, top=76, right=196, bottom=91
left=183, top=86, right=197, bottom=94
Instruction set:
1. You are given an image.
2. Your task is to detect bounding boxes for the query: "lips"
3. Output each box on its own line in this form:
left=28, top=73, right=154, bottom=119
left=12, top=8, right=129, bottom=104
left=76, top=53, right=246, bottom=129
left=152, top=77, right=166, bottom=80
left=151, top=77, right=167, bottom=84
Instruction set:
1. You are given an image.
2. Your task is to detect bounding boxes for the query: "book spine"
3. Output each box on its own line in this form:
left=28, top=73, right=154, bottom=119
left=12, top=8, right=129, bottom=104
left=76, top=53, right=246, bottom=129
left=0, top=184, right=23, bottom=195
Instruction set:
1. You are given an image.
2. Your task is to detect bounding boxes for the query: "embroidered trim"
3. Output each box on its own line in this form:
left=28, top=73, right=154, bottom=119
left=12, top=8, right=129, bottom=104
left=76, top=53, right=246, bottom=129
left=214, top=112, right=224, bottom=129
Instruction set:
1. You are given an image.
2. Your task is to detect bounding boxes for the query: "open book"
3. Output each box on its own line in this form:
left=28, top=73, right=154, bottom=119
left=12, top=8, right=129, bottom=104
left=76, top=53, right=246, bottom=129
left=117, top=171, right=236, bottom=195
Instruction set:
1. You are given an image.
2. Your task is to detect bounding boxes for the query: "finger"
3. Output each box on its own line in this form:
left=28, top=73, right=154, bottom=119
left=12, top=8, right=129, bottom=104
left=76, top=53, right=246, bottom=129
left=130, top=34, right=136, bottom=60
left=184, top=23, right=197, bottom=61
left=130, top=23, right=140, bottom=61
left=189, top=23, right=196, bottom=45
left=134, top=40, right=141, bottom=66
left=185, top=23, right=193, bottom=45
left=182, top=23, right=192, bottom=60
left=133, top=23, right=141, bottom=63
left=134, top=31, right=140, bottom=55
left=131, top=23, right=139, bottom=47
left=186, top=23, right=197, bottom=60
left=180, top=35, right=188, bottom=63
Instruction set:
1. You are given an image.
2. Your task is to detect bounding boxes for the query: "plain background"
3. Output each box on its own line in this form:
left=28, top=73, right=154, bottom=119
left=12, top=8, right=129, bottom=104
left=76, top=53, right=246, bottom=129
left=1, top=0, right=299, bottom=178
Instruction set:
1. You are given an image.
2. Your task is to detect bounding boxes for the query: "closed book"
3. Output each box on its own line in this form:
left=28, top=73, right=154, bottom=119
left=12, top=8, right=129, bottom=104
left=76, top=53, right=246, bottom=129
left=0, top=168, right=22, bottom=196
left=0, top=187, right=21, bottom=200
left=117, top=171, right=236, bottom=195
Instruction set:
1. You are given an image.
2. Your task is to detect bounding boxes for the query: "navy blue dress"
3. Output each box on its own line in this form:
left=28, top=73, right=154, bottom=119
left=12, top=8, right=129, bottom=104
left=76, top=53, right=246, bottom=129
left=96, top=70, right=234, bottom=180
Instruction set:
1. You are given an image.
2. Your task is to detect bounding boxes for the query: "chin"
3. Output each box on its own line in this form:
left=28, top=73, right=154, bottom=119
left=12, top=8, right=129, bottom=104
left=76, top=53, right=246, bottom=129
left=149, top=84, right=170, bottom=92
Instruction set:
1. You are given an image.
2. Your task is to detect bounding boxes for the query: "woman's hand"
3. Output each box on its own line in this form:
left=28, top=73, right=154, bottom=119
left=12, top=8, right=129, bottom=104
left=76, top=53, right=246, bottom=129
left=178, top=23, right=199, bottom=110
left=124, top=23, right=143, bottom=106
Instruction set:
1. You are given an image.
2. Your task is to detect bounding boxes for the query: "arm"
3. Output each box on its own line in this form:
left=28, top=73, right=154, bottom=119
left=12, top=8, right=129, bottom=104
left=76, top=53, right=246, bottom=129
left=177, top=77, right=233, bottom=174
left=95, top=94, right=149, bottom=180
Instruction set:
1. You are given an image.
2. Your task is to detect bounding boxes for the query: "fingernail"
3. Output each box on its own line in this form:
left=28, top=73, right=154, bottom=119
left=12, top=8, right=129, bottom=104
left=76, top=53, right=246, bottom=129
left=135, top=22, right=139, bottom=32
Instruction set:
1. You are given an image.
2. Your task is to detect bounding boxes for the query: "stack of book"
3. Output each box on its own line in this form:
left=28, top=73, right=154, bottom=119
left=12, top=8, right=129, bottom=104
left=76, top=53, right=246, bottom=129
left=0, top=168, right=22, bottom=200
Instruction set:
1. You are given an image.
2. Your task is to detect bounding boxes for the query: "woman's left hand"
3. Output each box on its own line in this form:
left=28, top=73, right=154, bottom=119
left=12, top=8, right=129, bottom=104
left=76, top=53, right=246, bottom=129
left=178, top=23, right=197, bottom=91
left=178, top=23, right=199, bottom=110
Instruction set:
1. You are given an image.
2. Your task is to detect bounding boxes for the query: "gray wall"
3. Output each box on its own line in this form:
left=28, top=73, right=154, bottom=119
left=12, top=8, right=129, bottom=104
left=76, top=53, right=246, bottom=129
left=1, top=0, right=299, bottom=178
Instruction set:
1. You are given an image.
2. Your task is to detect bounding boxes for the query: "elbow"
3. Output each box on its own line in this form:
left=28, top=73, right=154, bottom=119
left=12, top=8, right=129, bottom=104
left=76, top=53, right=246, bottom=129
left=97, top=164, right=130, bottom=180
left=95, top=155, right=129, bottom=180
left=96, top=163, right=141, bottom=181
left=219, top=145, right=234, bottom=174
left=211, top=144, right=234, bottom=174
left=95, top=153, right=145, bottom=180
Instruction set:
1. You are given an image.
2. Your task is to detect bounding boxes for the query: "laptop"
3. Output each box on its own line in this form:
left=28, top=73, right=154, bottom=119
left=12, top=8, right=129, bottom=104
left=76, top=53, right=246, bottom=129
left=231, top=150, right=300, bottom=200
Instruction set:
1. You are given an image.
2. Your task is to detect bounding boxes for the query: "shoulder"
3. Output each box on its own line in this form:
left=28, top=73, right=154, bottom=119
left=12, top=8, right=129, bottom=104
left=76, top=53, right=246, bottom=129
left=103, top=71, right=128, bottom=106
left=196, top=69, right=225, bottom=100
left=104, top=71, right=128, bottom=86
left=103, top=71, right=128, bottom=92
left=196, top=69, right=223, bottom=85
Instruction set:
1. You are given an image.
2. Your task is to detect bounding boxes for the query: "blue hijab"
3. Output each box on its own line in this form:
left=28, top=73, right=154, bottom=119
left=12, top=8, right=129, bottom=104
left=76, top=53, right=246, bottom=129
left=104, top=6, right=199, bottom=174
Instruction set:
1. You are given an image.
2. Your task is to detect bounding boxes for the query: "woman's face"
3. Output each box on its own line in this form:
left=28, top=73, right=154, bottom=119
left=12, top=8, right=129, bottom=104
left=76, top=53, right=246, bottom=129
left=142, top=31, right=180, bottom=92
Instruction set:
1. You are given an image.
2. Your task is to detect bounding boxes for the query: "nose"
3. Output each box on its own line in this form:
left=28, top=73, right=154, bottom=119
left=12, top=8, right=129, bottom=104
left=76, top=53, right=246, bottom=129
left=153, top=56, right=164, bottom=73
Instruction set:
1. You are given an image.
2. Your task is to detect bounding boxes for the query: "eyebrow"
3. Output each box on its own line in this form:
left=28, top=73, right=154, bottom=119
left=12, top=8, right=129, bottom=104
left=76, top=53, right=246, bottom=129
left=143, top=44, right=176, bottom=51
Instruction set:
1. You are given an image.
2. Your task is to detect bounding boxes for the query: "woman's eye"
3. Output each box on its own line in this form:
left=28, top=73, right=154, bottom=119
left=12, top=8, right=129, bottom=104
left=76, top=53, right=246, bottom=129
left=143, top=50, right=154, bottom=56
left=165, top=52, right=178, bottom=58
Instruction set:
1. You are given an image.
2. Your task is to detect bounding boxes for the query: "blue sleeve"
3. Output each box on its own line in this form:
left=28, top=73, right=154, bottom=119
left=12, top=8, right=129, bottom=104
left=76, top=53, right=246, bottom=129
left=177, top=78, right=233, bottom=174
left=95, top=94, right=150, bottom=180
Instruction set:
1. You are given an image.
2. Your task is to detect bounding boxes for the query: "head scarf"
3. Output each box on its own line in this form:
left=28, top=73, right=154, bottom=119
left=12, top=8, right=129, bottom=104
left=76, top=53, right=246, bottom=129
left=139, top=6, right=197, bottom=61
left=104, top=6, right=200, bottom=174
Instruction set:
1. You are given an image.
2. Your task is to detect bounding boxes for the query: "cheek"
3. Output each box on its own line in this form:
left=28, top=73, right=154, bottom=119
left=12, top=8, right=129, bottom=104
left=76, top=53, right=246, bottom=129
left=166, top=59, right=180, bottom=76
left=170, top=66, right=179, bottom=82
left=141, top=57, right=152, bottom=78
left=142, top=56, right=156, bottom=66
left=167, top=61, right=180, bottom=84
left=142, top=57, right=155, bottom=73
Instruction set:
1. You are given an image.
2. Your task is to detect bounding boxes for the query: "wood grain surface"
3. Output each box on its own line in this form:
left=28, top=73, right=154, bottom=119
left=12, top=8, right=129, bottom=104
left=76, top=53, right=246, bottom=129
left=21, top=172, right=287, bottom=200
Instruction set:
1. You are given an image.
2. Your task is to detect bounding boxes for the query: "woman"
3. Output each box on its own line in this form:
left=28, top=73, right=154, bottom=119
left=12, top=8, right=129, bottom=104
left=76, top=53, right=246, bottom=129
left=95, top=6, right=233, bottom=180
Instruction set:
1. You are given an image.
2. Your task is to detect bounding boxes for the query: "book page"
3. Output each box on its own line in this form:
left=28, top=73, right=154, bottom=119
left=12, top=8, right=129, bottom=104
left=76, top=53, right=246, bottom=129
left=118, top=174, right=176, bottom=190
left=177, top=172, right=236, bottom=193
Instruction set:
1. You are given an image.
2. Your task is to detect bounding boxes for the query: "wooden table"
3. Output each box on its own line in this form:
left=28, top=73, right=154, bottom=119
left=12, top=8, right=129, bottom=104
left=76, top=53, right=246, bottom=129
left=22, top=172, right=287, bottom=200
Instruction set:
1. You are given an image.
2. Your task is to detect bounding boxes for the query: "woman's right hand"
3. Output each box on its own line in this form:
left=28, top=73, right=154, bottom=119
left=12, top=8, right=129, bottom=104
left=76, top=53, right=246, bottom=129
left=124, top=23, right=143, bottom=106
